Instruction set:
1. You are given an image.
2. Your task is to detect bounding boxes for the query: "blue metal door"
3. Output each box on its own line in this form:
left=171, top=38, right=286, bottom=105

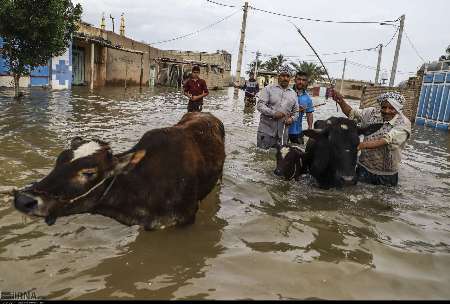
left=30, top=64, right=49, bottom=86
left=416, top=71, right=450, bottom=130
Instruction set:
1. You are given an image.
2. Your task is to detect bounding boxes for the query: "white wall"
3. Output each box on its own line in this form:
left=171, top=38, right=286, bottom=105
left=0, top=76, right=30, bottom=87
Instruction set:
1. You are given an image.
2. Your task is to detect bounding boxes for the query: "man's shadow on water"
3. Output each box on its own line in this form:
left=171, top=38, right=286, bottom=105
left=71, top=185, right=227, bottom=300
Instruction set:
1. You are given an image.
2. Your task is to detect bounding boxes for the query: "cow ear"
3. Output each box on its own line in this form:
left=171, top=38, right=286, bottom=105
left=303, top=129, right=325, bottom=139
left=358, top=123, right=384, bottom=136
left=70, top=136, right=84, bottom=150
left=113, top=150, right=146, bottom=174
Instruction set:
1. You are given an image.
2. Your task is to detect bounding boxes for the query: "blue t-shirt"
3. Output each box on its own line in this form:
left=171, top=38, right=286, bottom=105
left=288, top=90, right=314, bottom=135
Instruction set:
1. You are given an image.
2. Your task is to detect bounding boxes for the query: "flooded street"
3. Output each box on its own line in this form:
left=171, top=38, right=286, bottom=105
left=0, top=86, right=449, bottom=300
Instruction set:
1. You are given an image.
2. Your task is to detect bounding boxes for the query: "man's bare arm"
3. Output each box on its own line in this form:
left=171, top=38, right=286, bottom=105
left=331, top=89, right=353, bottom=117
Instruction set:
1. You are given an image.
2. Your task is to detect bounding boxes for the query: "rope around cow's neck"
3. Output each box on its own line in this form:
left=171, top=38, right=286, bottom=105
left=68, top=175, right=117, bottom=204
left=281, top=123, right=286, bottom=146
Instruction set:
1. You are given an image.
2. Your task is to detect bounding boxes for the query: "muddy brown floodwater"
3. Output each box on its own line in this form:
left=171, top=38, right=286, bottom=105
left=0, top=86, right=449, bottom=300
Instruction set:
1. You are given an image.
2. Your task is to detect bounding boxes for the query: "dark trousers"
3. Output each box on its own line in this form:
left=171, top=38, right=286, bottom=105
left=356, top=165, right=398, bottom=186
left=187, top=101, right=203, bottom=112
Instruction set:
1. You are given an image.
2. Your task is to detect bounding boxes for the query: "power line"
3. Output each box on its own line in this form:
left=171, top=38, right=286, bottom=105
left=248, top=45, right=378, bottom=58
left=404, top=30, right=426, bottom=63
left=205, top=0, right=236, bottom=8
left=383, top=26, right=399, bottom=47
left=248, top=5, right=400, bottom=25
left=347, top=60, right=416, bottom=74
left=311, top=47, right=378, bottom=56
left=245, top=50, right=343, bottom=63
left=205, top=0, right=400, bottom=25
left=149, top=10, right=240, bottom=45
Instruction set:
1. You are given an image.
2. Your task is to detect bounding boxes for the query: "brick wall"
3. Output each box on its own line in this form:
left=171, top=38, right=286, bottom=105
left=360, top=76, right=422, bottom=122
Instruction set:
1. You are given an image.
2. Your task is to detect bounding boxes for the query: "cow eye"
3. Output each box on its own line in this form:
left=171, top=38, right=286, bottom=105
left=82, top=172, right=96, bottom=178
left=80, top=169, right=97, bottom=179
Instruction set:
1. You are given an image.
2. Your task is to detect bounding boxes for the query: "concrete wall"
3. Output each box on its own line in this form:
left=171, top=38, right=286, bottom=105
left=0, top=76, right=30, bottom=87
left=104, top=31, right=155, bottom=86
left=163, top=50, right=232, bottom=89
left=360, top=78, right=422, bottom=122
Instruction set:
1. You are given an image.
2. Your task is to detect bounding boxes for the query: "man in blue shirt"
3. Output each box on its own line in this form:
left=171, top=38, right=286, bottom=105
left=288, top=71, right=314, bottom=145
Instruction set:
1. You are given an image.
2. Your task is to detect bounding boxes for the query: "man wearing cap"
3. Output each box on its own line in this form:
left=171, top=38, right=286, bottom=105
left=256, top=67, right=299, bottom=149
left=331, top=90, right=411, bottom=186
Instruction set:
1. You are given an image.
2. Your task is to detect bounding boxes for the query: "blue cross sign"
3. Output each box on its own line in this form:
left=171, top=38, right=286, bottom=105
left=54, top=59, right=72, bottom=85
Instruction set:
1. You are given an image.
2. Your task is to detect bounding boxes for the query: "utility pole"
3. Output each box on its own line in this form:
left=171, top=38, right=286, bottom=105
left=109, top=14, right=115, bottom=33
left=235, top=2, right=248, bottom=87
left=254, top=51, right=260, bottom=76
left=375, top=44, right=383, bottom=85
left=340, top=58, right=347, bottom=94
left=389, top=14, right=405, bottom=87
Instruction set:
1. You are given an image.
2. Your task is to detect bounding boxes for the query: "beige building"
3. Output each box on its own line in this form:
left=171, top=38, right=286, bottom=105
left=334, top=79, right=375, bottom=100
left=72, top=21, right=232, bottom=90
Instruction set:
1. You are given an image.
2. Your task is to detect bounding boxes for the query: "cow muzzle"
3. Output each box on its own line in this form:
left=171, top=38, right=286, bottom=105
left=14, top=191, right=38, bottom=214
left=340, top=175, right=357, bottom=186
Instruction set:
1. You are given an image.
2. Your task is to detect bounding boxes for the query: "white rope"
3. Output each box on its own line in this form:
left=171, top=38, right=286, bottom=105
left=68, top=175, right=116, bottom=204
left=281, top=123, right=286, bottom=146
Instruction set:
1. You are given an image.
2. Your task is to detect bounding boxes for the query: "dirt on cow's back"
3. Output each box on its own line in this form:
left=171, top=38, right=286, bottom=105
left=0, top=86, right=449, bottom=300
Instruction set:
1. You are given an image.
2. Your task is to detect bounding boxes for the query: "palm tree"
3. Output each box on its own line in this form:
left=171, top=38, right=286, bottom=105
left=246, top=58, right=265, bottom=76
left=290, top=61, right=327, bottom=84
left=263, top=54, right=287, bottom=72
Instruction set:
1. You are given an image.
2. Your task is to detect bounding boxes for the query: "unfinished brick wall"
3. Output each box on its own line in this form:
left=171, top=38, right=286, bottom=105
left=360, top=77, right=422, bottom=122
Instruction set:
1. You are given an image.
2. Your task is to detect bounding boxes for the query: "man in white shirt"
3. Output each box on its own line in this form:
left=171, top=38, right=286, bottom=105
left=330, top=90, right=411, bottom=186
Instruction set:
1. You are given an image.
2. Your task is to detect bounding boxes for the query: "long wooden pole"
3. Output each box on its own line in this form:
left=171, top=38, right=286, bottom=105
left=290, top=21, right=338, bottom=111
left=235, top=2, right=248, bottom=86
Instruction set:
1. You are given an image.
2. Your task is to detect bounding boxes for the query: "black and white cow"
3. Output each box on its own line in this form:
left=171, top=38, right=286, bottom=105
left=14, top=112, right=226, bottom=230
left=275, top=117, right=382, bottom=189
left=274, top=144, right=307, bottom=181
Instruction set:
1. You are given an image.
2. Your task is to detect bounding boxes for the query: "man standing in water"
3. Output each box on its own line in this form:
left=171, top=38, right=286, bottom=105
left=240, top=72, right=260, bottom=105
left=256, top=67, right=299, bottom=149
left=330, top=90, right=411, bottom=186
left=183, top=66, right=209, bottom=112
left=288, top=71, right=314, bottom=145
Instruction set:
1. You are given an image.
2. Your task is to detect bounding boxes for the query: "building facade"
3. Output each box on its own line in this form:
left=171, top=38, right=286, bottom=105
left=0, top=37, right=72, bottom=89
left=0, top=22, right=232, bottom=90
left=415, top=61, right=450, bottom=131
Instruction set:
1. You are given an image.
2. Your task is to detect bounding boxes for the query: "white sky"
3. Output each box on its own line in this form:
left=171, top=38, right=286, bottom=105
left=72, top=0, right=450, bottom=85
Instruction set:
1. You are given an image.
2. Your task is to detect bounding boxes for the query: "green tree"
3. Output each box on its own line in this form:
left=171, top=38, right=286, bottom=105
left=290, top=61, right=327, bottom=84
left=0, top=0, right=82, bottom=97
left=263, top=54, right=287, bottom=72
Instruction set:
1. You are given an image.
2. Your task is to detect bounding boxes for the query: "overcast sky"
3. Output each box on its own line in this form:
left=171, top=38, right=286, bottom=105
left=72, top=0, right=449, bottom=85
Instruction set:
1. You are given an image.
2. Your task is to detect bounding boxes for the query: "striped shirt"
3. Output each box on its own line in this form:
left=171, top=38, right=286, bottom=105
left=349, top=107, right=411, bottom=175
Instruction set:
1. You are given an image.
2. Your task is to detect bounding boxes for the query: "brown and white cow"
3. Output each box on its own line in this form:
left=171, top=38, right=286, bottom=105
left=14, top=112, right=226, bottom=230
